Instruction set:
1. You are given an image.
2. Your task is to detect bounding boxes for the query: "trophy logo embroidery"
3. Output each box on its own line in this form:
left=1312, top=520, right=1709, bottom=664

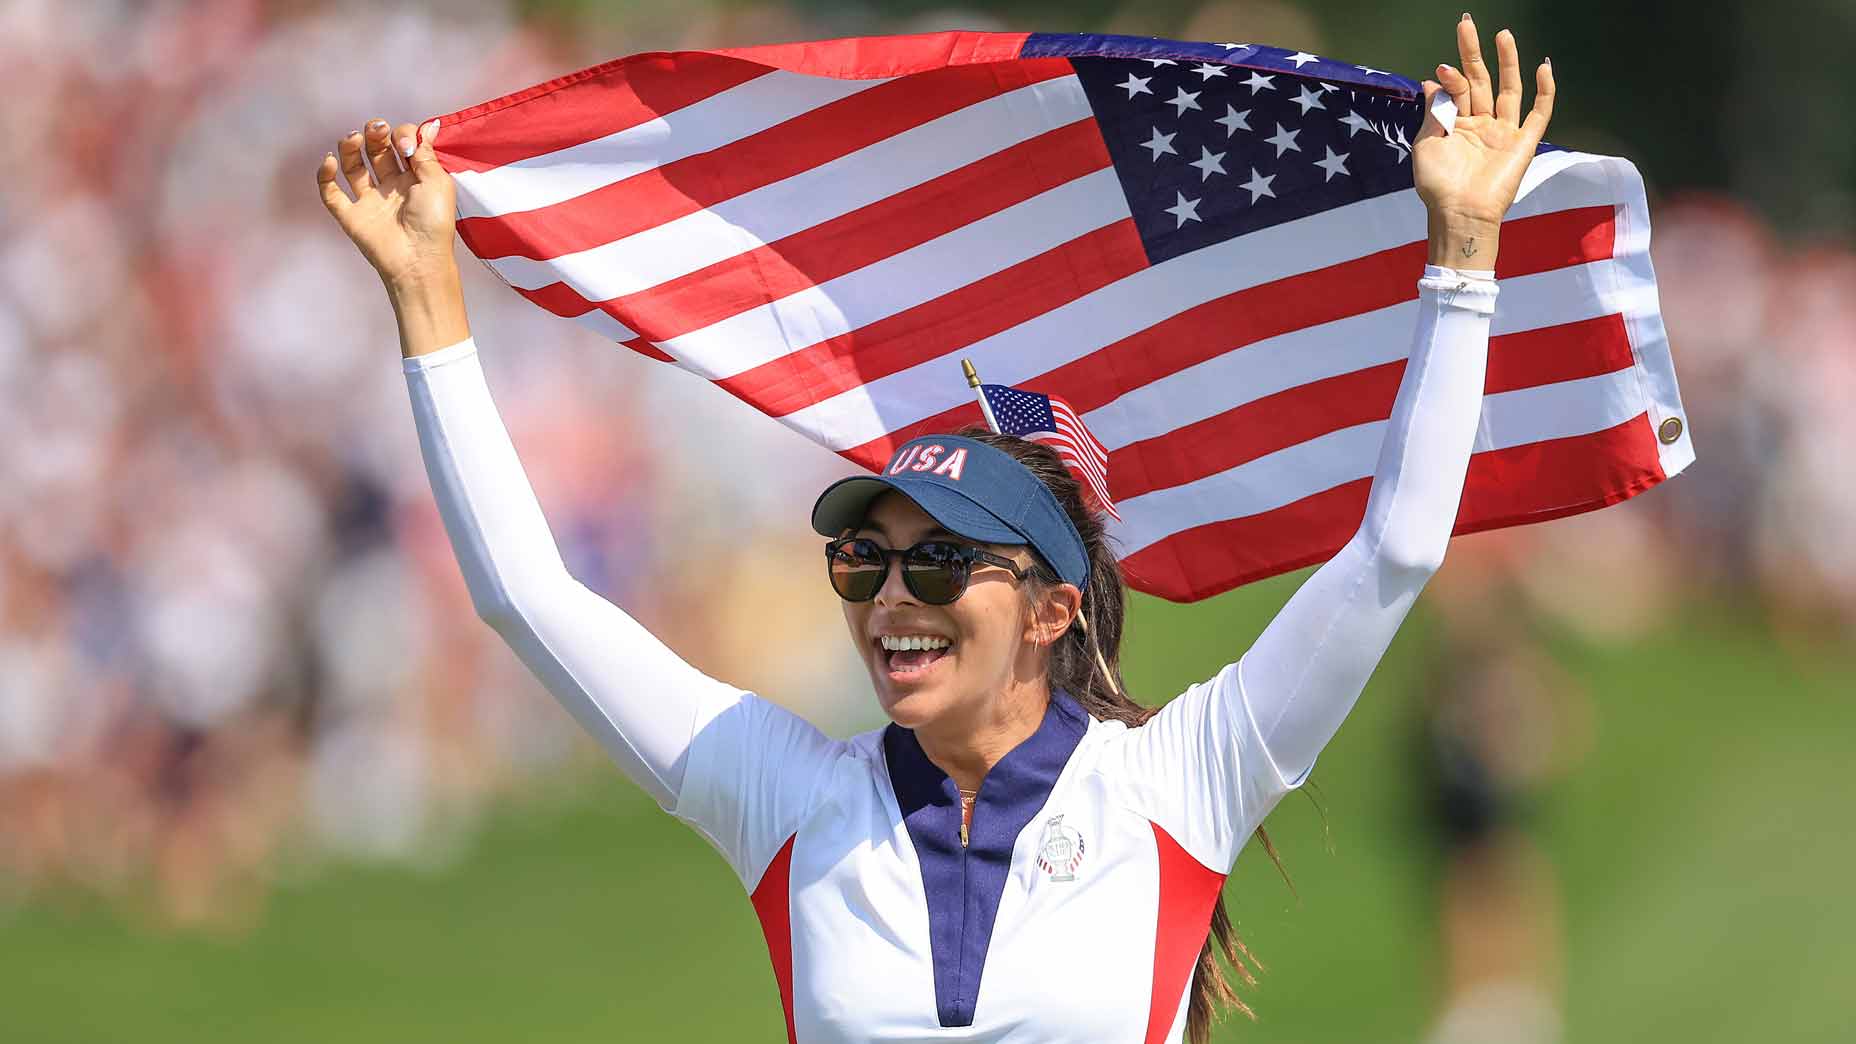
left=1035, top=814, right=1085, bottom=882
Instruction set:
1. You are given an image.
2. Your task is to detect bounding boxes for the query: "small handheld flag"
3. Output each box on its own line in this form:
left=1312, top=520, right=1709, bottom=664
left=979, top=383, right=1121, bottom=523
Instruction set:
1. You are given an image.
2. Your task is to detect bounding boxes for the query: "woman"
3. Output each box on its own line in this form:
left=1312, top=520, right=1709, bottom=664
left=317, top=15, right=1553, bottom=1042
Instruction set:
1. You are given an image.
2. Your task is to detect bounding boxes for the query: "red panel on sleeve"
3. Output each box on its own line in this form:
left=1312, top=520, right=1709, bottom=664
left=749, top=834, right=800, bottom=1044
left=1145, top=821, right=1228, bottom=1044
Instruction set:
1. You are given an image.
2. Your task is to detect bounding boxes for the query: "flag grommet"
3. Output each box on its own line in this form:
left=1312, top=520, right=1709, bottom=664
left=1657, top=416, right=1684, bottom=444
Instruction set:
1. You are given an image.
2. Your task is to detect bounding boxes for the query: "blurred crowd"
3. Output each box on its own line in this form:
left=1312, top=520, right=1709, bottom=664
left=1, top=0, right=1852, bottom=931
left=0, top=0, right=868, bottom=925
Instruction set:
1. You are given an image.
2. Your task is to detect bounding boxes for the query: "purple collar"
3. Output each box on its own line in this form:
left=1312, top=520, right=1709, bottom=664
left=882, top=688, right=1090, bottom=1027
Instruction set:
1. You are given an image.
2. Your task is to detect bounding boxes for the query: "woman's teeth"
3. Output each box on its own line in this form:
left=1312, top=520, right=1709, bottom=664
left=879, top=635, right=951, bottom=651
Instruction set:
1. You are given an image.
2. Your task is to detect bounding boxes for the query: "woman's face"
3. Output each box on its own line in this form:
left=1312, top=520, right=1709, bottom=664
left=840, top=491, right=1047, bottom=729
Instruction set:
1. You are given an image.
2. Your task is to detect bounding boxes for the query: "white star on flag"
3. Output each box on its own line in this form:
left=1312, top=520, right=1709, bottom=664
left=1118, top=73, right=1153, bottom=98
left=1340, top=108, right=1373, bottom=136
left=1315, top=146, right=1350, bottom=181
left=1191, top=62, right=1228, bottom=80
left=1355, top=65, right=1387, bottom=76
left=1144, top=58, right=1177, bottom=67
left=1292, top=85, right=1326, bottom=114
left=1265, top=122, right=1301, bottom=157
left=1142, top=126, right=1178, bottom=160
left=1219, top=42, right=1249, bottom=49
left=1287, top=51, right=1321, bottom=67
left=1242, top=70, right=1275, bottom=93
left=1215, top=104, right=1251, bottom=136
left=1167, top=86, right=1202, bottom=115
left=1189, top=146, right=1227, bottom=180
left=1163, top=191, right=1202, bottom=227
left=1239, top=167, right=1277, bottom=203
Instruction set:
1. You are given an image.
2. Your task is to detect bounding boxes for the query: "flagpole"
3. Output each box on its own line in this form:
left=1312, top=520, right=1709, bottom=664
left=961, top=358, right=1001, bottom=433
left=957, top=358, right=1124, bottom=701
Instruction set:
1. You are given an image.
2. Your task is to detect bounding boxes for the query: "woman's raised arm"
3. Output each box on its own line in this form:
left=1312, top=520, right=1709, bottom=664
left=314, top=119, right=851, bottom=844
left=318, top=118, right=744, bottom=808
left=1081, top=19, right=1556, bottom=875
left=1238, top=18, right=1556, bottom=787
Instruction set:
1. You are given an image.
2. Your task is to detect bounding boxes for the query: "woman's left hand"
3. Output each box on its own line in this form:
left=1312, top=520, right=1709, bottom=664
left=1413, top=14, right=1556, bottom=264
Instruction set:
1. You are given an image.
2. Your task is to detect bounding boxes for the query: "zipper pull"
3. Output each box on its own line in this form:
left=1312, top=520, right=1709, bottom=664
left=958, top=787, right=976, bottom=848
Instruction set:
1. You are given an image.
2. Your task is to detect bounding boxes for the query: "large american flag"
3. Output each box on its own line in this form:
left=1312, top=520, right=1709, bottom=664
left=432, top=30, right=1692, bottom=602
left=981, top=382, right=1121, bottom=523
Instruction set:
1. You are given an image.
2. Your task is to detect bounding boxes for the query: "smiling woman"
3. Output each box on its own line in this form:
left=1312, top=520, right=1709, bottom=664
left=319, top=14, right=1555, bottom=1043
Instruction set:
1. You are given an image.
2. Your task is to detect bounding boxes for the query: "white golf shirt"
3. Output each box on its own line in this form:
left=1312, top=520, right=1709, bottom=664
left=402, top=267, right=1498, bottom=1042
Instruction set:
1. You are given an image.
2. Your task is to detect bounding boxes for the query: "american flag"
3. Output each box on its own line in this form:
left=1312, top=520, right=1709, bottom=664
left=981, top=383, right=1121, bottom=523
left=432, top=30, right=1691, bottom=602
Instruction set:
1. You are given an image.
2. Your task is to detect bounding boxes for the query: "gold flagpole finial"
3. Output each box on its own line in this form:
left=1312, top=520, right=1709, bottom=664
left=960, top=358, right=1001, bottom=433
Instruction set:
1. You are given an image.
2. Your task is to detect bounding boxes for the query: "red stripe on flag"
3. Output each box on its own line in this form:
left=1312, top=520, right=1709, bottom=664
left=1112, top=362, right=1404, bottom=502
left=435, top=53, right=774, bottom=173
left=842, top=206, right=1616, bottom=470
left=1496, top=203, right=1620, bottom=278
left=712, top=31, right=1032, bottom=79
left=1119, top=413, right=1664, bottom=602
left=622, top=336, right=677, bottom=363
left=723, top=219, right=1150, bottom=421
left=1457, top=410, right=1666, bottom=531
left=1108, top=311, right=1638, bottom=502
left=1484, top=312, right=1634, bottom=394
left=602, top=119, right=1112, bottom=341
left=514, top=280, right=604, bottom=318
left=455, top=59, right=1077, bottom=262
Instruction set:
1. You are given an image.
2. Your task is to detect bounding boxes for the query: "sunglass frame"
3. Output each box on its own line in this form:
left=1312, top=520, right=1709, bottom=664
left=824, top=536, right=1029, bottom=604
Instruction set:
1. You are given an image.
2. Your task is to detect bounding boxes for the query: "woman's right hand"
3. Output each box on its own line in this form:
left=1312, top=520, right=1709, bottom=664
left=317, top=118, right=471, bottom=355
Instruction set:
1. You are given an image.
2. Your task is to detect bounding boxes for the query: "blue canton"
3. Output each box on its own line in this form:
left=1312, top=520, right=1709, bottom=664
left=1025, top=34, right=1430, bottom=264
left=982, top=385, right=1059, bottom=436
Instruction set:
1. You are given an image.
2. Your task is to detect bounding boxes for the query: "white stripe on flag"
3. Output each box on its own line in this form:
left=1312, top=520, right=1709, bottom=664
left=453, top=72, right=890, bottom=220
left=1110, top=367, right=1645, bottom=555
left=482, top=76, right=1094, bottom=296
left=664, top=168, right=1130, bottom=377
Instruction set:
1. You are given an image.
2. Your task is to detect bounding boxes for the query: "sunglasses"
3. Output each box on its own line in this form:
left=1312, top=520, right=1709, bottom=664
left=825, top=537, right=1030, bottom=604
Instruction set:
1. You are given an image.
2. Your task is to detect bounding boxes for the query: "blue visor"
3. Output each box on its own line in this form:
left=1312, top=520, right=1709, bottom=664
left=810, top=435, right=1089, bottom=590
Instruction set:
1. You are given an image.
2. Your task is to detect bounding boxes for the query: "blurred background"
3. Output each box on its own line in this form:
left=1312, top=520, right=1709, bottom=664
left=1, top=0, right=1851, bottom=1041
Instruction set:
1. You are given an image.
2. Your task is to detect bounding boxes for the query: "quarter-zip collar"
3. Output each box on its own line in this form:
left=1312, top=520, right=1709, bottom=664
left=883, top=688, right=1089, bottom=1027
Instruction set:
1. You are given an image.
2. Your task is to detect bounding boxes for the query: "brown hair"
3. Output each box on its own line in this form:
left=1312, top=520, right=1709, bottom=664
left=952, top=424, right=1285, bottom=1041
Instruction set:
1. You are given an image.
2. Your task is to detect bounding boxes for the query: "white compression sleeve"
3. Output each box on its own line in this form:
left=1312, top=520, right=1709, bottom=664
left=1236, top=264, right=1498, bottom=786
left=403, top=339, right=745, bottom=809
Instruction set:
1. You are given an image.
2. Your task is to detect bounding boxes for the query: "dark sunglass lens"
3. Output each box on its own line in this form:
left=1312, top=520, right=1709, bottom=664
left=903, top=542, right=966, bottom=604
left=828, top=539, right=886, bottom=601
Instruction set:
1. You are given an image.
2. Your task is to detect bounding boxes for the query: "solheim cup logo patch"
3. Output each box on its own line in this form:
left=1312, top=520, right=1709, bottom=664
left=1035, top=814, right=1084, bottom=882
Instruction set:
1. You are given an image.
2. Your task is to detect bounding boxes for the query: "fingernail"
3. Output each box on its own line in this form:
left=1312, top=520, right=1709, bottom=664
left=367, top=119, right=387, bottom=131
left=397, top=136, right=415, bottom=158
left=1544, top=55, right=1551, bottom=64
left=1462, top=11, right=1472, bottom=20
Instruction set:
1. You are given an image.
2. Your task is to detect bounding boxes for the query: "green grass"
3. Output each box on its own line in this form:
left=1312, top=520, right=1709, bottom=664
left=4, top=579, right=1852, bottom=1042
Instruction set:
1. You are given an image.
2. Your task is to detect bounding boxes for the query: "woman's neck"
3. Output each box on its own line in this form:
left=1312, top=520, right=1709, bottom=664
left=913, top=676, right=1052, bottom=793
